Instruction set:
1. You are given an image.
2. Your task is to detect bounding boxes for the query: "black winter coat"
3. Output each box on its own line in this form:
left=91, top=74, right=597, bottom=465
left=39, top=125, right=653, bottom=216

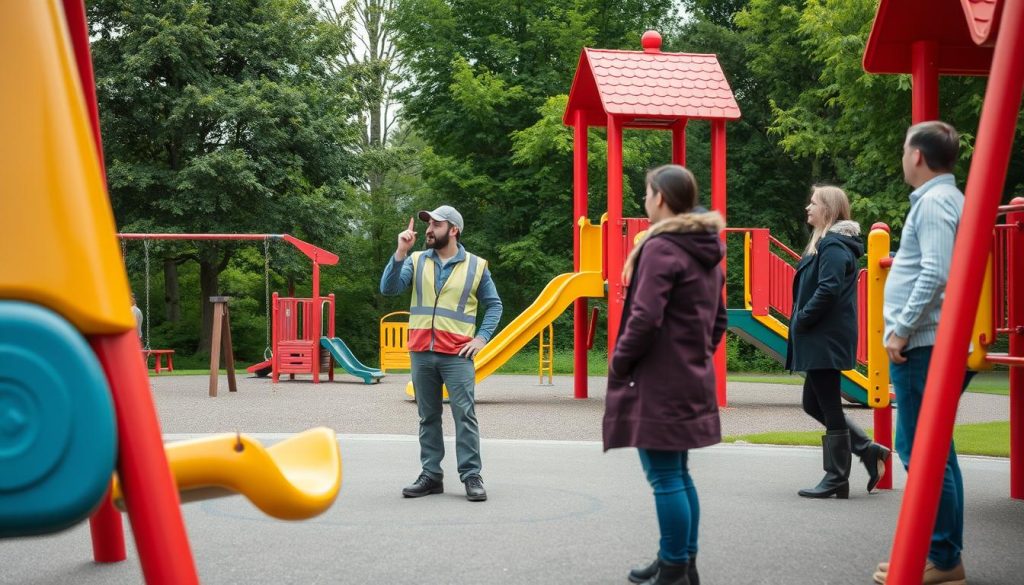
left=603, top=211, right=727, bottom=453
left=785, top=225, right=864, bottom=372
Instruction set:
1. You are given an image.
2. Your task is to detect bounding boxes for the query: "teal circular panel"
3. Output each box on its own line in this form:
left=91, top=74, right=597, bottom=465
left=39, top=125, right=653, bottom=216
left=0, top=301, right=116, bottom=537
left=0, top=347, right=73, bottom=491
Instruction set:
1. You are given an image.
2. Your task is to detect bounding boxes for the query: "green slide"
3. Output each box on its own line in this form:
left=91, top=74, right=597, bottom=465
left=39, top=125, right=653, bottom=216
left=320, top=337, right=385, bottom=384
left=727, top=309, right=870, bottom=405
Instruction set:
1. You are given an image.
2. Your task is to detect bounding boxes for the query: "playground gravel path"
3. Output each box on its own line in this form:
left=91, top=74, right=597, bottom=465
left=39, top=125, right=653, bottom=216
left=148, top=373, right=1010, bottom=440
left=2, top=374, right=1019, bottom=585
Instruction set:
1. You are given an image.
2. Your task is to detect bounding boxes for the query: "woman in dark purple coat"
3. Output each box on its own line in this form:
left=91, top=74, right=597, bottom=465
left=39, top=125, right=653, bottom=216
left=604, top=165, right=727, bottom=585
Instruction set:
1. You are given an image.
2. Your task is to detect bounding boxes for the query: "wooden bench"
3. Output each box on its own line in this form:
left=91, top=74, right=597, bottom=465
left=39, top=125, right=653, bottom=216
left=142, top=349, right=175, bottom=373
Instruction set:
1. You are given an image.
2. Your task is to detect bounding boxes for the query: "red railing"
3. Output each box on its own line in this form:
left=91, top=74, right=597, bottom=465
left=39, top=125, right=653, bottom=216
left=986, top=201, right=1024, bottom=367
left=728, top=227, right=870, bottom=367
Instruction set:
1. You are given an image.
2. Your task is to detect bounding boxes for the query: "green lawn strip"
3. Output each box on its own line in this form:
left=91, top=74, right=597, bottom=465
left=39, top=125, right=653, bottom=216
left=724, top=421, right=1010, bottom=458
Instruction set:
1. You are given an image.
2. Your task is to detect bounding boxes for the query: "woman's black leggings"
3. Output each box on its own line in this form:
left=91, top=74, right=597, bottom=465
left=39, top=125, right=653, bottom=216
left=802, top=369, right=848, bottom=431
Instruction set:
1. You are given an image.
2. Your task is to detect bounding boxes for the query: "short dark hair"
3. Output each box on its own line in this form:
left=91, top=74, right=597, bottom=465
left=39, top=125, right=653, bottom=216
left=906, top=121, right=959, bottom=172
left=646, top=165, right=698, bottom=214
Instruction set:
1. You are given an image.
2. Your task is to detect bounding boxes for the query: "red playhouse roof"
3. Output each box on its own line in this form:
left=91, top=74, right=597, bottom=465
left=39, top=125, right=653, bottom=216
left=863, top=0, right=1004, bottom=75
left=563, top=31, right=740, bottom=127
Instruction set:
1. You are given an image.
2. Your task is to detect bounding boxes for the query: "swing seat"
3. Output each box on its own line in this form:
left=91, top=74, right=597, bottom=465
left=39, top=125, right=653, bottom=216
left=111, top=427, right=341, bottom=521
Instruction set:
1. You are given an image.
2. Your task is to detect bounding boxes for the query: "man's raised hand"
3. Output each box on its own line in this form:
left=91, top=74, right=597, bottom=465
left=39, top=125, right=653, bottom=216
left=396, top=217, right=416, bottom=259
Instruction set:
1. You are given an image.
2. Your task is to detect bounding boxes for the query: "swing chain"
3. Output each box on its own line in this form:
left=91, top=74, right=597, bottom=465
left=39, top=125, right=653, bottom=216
left=264, top=238, right=273, bottom=360
left=143, top=239, right=152, bottom=351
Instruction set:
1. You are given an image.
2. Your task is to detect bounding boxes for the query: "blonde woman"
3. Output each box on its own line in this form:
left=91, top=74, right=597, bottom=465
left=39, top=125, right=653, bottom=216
left=785, top=185, right=890, bottom=499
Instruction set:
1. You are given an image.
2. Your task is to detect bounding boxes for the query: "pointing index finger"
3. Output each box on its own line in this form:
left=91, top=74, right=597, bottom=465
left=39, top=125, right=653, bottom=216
left=408, top=217, right=415, bottom=231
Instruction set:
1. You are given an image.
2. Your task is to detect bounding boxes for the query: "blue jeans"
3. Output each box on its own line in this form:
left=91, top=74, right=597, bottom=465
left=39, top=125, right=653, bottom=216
left=890, top=346, right=974, bottom=571
left=410, top=351, right=481, bottom=482
left=637, top=449, right=698, bottom=564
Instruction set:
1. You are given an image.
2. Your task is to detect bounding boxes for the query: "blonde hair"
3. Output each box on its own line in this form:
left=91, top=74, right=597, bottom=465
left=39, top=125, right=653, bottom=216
left=804, top=185, right=851, bottom=255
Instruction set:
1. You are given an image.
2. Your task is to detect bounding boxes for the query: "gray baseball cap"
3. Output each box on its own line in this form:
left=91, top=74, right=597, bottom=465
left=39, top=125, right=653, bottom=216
left=418, top=205, right=464, bottom=233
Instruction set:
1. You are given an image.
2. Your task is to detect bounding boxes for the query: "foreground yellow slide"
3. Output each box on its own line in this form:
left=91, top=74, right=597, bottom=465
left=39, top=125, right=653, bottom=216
left=112, top=427, right=341, bottom=521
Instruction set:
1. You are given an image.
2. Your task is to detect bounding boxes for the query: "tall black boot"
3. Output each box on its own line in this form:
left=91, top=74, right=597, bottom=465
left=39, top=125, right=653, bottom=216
left=641, top=560, right=690, bottom=585
left=846, top=415, right=891, bottom=492
left=798, top=429, right=851, bottom=499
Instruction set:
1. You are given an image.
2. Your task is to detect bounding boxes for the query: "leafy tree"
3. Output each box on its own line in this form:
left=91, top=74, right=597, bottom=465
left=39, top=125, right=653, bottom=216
left=90, top=0, right=361, bottom=352
left=391, top=0, right=678, bottom=319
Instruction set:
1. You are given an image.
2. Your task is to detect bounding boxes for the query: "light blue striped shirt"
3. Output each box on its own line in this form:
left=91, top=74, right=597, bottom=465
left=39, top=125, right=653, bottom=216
left=883, top=174, right=965, bottom=350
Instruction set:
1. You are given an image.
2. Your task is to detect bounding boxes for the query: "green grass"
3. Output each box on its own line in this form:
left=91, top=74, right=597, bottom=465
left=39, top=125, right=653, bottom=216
left=724, top=421, right=1010, bottom=457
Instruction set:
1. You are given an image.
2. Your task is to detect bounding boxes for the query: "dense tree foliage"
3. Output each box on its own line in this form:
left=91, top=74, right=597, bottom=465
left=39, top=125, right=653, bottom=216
left=94, top=0, right=1024, bottom=368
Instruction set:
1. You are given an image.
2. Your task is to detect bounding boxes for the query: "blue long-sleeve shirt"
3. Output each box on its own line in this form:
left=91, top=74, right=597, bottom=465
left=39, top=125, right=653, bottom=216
left=380, top=244, right=503, bottom=342
left=883, top=174, right=965, bottom=350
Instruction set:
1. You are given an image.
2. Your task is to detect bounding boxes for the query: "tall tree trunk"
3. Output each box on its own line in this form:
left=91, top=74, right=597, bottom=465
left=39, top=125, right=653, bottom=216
left=163, top=258, right=181, bottom=323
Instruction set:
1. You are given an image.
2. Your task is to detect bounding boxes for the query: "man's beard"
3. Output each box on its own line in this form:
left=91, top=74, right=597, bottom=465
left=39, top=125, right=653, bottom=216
left=425, top=231, right=450, bottom=250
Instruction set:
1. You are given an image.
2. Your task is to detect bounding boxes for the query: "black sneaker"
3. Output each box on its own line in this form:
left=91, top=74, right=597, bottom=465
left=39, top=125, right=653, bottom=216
left=464, top=475, right=487, bottom=502
left=402, top=473, right=443, bottom=498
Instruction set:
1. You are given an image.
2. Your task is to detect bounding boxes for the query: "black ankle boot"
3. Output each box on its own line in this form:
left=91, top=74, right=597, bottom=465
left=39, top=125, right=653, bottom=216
left=641, top=560, right=690, bottom=585
left=846, top=415, right=891, bottom=492
left=628, top=556, right=659, bottom=583
left=798, top=429, right=851, bottom=499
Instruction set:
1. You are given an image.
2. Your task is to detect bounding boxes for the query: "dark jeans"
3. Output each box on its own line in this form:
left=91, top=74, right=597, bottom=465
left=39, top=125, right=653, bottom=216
left=802, top=369, right=847, bottom=431
left=410, top=351, right=481, bottom=482
left=637, top=449, right=699, bottom=564
left=890, top=346, right=974, bottom=571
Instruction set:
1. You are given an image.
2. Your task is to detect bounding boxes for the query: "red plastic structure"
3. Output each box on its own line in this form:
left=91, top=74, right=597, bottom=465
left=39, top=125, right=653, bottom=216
left=118, top=233, right=340, bottom=384
left=563, top=30, right=740, bottom=401
left=865, top=0, right=1024, bottom=582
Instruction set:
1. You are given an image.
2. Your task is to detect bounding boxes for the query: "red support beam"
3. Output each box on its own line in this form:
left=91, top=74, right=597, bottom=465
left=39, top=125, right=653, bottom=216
left=711, top=119, right=728, bottom=406
left=672, top=120, right=687, bottom=166
left=90, top=332, right=198, bottom=584
left=1009, top=201, right=1024, bottom=499
left=606, top=115, right=625, bottom=358
left=911, top=40, right=940, bottom=123
left=887, top=5, right=1024, bottom=583
left=573, top=111, right=590, bottom=399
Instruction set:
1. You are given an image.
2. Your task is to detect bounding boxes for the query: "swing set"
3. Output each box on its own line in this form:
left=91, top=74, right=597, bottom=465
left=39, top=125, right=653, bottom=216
left=118, top=233, right=341, bottom=384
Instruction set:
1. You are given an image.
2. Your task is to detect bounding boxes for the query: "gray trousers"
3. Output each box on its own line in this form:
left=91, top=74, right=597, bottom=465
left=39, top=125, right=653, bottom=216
left=410, top=351, right=481, bottom=482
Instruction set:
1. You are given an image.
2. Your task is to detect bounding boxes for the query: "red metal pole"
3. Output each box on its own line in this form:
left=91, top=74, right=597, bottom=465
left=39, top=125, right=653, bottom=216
left=87, top=485, right=126, bottom=563
left=672, top=120, right=687, bottom=166
left=272, top=292, right=280, bottom=383
left=711, top=119, right=728, bottom=407
left=90, top=331, right=198, bottom=585
left=874, top=406, right=894, bottom=490
left=607, top=115, right=624, bottom=358
left=119, top=233, right=275, bottom=241
left=1009, top=200, right=1024, bottom=499
left=573, top=111, right=590, bottom=399
left=312, top=263, right=321, bottom=384
left=888, top=6, right=1024, bottom=583
left=911, top=40, right=939, bottom=123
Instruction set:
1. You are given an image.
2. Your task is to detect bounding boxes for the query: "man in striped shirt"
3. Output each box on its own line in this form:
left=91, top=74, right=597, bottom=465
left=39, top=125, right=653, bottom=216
left=874, top=121, right=972, bottom=585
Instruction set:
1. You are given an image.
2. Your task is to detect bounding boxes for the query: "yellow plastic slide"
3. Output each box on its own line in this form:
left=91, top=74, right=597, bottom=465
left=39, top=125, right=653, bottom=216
left=405, top=270, right=605, bottom=398
left=112, top=427, right=341, bottom=521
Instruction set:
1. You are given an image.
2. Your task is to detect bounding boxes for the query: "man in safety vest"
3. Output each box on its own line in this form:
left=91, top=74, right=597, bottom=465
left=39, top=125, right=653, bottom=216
left=380, top=205, right=503, bottom=502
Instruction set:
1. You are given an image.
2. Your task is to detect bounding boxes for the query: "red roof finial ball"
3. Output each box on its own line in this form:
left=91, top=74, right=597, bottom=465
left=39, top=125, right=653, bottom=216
left=641, top=30, right=662, bottom=53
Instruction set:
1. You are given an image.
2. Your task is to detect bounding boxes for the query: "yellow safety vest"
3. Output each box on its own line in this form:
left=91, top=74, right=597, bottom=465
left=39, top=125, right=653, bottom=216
left=408, top=251, right=487, bottom=354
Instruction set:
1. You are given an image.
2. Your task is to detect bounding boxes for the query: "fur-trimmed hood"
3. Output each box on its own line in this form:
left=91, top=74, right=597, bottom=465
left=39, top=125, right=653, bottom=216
left=819, top=219, right=864, bottom=259
left=829, top=220, right=861, bottom=237
left=623, top=210, right=726, bottom=283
